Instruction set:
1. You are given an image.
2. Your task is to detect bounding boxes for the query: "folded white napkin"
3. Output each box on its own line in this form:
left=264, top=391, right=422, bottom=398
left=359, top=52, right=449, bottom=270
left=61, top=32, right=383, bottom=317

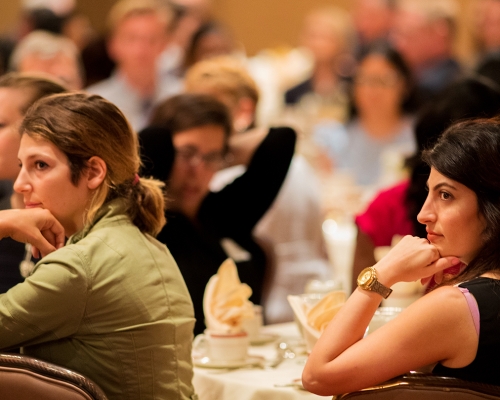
left=306, top=291, right=346, bottom=332
left=288, top=291, right=346, bottom=352
left=203, top=259, right=255, bottom=333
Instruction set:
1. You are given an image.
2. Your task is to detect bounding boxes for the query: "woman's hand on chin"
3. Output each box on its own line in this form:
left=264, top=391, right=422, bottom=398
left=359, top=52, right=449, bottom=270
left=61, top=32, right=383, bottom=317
left=0, top=208, right=65, bottom=258
left=375, top=235, right=461, bottom=287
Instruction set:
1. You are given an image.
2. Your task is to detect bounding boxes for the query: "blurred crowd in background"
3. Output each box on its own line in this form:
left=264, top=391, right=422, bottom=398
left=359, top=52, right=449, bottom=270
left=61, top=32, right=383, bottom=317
left=2, top=0, right=500, bottom=323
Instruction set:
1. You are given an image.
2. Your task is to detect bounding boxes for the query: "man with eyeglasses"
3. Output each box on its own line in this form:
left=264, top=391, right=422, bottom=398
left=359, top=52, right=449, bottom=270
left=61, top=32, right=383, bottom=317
left=140, top=93, right=296, bottom=335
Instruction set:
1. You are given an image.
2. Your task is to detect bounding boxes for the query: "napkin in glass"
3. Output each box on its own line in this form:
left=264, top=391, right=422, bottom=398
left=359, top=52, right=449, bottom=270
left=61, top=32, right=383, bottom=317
left=306, top=291, right=346, bottom=332
left=203, top=258, right=255, bottom=333
left=288, top=290, right=346, bottom=352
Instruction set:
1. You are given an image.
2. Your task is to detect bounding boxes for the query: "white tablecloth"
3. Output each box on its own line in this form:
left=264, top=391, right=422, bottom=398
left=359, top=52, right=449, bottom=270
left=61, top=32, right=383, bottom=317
left=192, top=323, right=331, bottom=400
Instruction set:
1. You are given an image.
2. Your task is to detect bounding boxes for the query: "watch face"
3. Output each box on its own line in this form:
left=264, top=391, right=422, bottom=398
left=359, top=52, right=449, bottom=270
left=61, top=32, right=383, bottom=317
left=358, top=267, right=375, bottom=288
left=359, top=270, right=372, bottom=285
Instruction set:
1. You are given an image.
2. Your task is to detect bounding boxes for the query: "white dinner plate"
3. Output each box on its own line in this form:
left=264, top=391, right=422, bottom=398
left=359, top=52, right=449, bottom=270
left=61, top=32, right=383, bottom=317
left=250, top=333, right=280, bottom=346
left=193, top=355, right=264, bottom=369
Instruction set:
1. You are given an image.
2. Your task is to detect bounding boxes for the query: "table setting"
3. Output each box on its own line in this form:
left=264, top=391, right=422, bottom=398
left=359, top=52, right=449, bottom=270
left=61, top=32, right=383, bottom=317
left=192, top=322, right=331, bottom=400
left=192, top=249, right=417, bottom=400
left=192, top=259, right=331, bottom=400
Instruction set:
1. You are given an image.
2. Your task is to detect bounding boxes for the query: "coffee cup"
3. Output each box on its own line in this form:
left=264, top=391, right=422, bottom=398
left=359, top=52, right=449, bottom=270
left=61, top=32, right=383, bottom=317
left=193, top=330, right=249, bottom=362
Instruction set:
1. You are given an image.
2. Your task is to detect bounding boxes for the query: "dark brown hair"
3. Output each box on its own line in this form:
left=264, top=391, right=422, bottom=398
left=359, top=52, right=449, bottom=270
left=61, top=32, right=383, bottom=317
left=149, top=93, right=232, bottom=152
left=423, top=117, right=500, bottom=283
left=406, top=77, right=500, bottom=239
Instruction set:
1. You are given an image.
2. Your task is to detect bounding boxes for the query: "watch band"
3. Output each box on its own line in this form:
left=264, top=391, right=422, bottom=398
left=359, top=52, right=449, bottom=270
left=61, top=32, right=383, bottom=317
left=371, top=279, right=393, bottom=299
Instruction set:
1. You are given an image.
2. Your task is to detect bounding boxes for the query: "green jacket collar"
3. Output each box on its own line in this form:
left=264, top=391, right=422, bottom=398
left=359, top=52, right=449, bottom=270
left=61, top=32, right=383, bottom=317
left=68, top=198, right=128, bottom=245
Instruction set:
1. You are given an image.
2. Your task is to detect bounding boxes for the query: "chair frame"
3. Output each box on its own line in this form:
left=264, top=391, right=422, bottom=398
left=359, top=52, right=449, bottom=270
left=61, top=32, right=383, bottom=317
left=336, top=372, right=500, bottom=399
left=0, top=352, right=108, bottom=400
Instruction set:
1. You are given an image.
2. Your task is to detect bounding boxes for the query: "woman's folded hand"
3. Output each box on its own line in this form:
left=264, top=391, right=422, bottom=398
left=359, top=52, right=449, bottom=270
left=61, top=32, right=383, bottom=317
left=0, top=208, right=65, bottom=258
left=375, top=235, right=461, bottom=287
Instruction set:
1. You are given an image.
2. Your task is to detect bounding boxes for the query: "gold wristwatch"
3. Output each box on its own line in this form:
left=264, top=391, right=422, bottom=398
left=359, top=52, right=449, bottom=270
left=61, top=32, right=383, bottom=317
left=357, top=267, right=392, bottom=299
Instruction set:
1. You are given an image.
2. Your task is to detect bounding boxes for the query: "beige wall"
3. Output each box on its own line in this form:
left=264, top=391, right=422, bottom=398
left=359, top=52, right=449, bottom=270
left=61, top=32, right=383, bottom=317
left=0, top=0, right=478, bottom=63
left=0, top=1, right=22, bottom=35
left=211, top=0, right=351, bottom=56
left=211, top=0, right=476, bottom=61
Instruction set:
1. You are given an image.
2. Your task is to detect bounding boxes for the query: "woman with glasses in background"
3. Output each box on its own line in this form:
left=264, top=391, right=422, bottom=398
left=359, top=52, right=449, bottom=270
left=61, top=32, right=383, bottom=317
left=314, top=41, right=416, bottom=187
left=140, top=93, right=296, bottom=334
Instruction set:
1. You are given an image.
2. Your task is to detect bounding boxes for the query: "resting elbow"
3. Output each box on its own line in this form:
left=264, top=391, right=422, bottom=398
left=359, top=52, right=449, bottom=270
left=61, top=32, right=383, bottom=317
left=302, top=364, right=342, bottom=396
left=304, top=360, right=364, bottom=396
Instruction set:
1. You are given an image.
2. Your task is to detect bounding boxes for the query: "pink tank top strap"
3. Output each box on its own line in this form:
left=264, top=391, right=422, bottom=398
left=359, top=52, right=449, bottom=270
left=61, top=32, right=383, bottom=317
left=457, top=287, right=480, bottom=336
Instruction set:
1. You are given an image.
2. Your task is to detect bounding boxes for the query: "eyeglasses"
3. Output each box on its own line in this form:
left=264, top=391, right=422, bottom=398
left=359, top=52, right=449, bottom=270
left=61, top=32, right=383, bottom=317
left=354, top=73, right=402, bottom=88
left=175, top=146, right=226, bottom=170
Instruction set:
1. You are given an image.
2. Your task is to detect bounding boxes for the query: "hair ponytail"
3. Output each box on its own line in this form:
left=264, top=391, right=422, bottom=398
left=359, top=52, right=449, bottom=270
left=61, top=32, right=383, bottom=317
left=127, top=177, right=166, bottom=236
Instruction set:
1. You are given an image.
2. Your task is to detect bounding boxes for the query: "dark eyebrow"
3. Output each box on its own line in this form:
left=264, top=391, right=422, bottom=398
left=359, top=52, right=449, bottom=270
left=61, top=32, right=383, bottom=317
left=24, top=154, right=43, bottom=161
left=18, top=153, right=52, bottom=165
left=431, top=182, right=458, bottom=191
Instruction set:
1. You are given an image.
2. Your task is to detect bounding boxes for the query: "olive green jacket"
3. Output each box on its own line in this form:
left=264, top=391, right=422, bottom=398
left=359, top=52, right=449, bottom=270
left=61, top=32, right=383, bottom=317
left=0, top=199, right=196, bottom=400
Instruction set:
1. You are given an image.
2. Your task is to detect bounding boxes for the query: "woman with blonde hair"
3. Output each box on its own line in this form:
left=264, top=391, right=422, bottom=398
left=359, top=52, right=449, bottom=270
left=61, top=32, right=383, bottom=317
left=1, top=92, right=196, bottom=400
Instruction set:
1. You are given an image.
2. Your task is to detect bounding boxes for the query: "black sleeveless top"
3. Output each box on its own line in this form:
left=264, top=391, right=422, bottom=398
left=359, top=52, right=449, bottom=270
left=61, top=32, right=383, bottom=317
left=433, top=277, right=500, bottom=386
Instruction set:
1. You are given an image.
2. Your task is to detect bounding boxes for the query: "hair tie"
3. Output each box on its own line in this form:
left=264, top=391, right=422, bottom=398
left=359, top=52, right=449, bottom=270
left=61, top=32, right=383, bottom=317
left=133, top=173, right=140, bottom=186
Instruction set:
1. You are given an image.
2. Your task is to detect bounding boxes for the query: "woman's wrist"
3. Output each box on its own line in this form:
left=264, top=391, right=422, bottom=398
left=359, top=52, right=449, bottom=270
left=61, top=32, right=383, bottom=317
left=0, top=212, right=14, bottom=240
left=372, top=261, right=398, bottom=288
left=356, top=266, right=393, bottom=299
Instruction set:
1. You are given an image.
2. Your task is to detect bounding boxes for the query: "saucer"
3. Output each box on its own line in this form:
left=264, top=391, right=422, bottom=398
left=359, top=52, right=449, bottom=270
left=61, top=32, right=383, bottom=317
left=193, top=355, right=264, bottom=369
left=250, top=333, right=280, bottom=346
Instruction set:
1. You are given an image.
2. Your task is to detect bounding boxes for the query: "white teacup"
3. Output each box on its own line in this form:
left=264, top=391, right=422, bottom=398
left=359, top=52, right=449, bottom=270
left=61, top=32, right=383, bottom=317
left=193, top=330, right=249, bottom=362
left=241, top=305, right=263, bottom=342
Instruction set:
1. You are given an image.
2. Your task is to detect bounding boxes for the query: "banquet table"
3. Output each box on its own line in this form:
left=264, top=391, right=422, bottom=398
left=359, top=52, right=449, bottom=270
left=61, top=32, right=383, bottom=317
left=192, top=322, right=331, bottom=400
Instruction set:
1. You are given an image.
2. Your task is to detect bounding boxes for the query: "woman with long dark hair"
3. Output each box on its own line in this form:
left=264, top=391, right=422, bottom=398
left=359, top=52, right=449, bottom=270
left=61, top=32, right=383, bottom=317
left=352, top=76, right=500, bottom=290
left=303, top=117, right=500, bottom=395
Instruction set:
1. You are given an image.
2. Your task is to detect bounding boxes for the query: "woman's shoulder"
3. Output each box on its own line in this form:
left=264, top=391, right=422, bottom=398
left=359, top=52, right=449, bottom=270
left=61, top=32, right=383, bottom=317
left=399, top=285, right=474, bottom=336
left=425, top=284, right=467, bottom=302
left=35, top=243, right=85, bottom=267
left=459, top=276, right=500, bottom=301
left=397, top=285, right=470, bottom=326
left=28, top=244, right=91, bottom=286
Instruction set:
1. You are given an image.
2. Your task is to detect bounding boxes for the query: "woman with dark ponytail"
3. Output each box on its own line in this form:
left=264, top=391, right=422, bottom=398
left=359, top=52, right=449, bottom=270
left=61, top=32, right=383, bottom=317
left=1, top=92, right=196, bottom=400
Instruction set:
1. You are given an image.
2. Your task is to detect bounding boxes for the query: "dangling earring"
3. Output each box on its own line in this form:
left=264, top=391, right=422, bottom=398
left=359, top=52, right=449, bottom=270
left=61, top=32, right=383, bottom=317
left=19, top=244, right=35, bottom=278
